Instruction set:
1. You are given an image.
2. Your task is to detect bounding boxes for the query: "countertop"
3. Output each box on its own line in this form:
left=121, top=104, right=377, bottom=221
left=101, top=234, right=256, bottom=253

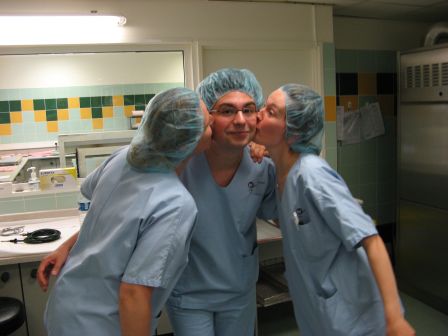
left=0, top=211, right=281, bottom=266
left=0, top=208, right=80, bottom=266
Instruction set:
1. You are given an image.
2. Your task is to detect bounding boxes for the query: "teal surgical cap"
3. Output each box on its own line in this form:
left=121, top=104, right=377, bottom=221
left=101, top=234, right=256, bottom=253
left=197, top=68, right=263, bottom=110
left=127, top=87, right=204, bottom=172
left=281, top=83, right=324, bottom=155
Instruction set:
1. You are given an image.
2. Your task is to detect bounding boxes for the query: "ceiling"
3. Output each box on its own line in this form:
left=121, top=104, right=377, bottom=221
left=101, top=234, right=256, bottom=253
left=212, top=0, right=448, bottom=23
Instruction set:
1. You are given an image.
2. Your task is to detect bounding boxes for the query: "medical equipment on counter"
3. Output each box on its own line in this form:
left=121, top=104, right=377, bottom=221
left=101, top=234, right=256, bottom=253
left=1, top=228, right=61, bottom=244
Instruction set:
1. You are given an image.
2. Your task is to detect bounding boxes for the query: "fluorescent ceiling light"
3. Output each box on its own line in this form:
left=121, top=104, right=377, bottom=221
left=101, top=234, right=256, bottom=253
left=0, top=15, right=127, bottom=46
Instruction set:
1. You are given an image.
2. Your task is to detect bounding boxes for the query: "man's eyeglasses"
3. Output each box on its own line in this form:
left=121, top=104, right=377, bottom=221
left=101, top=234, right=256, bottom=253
left=210, top=104, right=257, bottom=119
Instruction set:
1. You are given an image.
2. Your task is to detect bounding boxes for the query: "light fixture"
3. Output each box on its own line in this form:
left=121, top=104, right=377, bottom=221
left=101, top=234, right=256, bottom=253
left=0, top=15, right=127, bottom=46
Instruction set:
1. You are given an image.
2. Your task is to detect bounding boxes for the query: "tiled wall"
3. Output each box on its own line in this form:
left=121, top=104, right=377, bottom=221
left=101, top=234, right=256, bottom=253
left=0, top=191, right=79, bottom=215
left=335, top=49, right=397, bottom=225
left=0, top=82, right=182, bottom=144
left=322, top=43, right=337, bottom=170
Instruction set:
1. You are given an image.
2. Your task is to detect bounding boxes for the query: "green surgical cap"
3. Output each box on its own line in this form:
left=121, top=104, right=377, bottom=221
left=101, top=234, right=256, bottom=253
left=281, top=84, right=324, bottom=155
left=127, top=87, right=204, bottom=172
left=197, top=68, right=263, bottom=110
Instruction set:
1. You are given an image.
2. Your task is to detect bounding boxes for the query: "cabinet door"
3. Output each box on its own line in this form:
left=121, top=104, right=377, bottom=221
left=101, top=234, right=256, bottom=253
left=0, top=264, right=28, bottom=336
left=20, top=262, right=52, bottom=336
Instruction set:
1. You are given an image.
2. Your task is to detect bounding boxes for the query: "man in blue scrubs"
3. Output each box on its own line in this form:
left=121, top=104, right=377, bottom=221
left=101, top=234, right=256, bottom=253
left=42, top=88, right=212, bottom=336
left=166, top=68, right=277, bottom=335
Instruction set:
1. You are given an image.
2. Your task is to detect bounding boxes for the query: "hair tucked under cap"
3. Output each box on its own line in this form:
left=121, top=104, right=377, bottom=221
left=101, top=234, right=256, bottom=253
left=280, top=83, right=324, bottom=155
left=197, top=68, right=263, bottom=110
left=127, top=87, right=204, bottom=172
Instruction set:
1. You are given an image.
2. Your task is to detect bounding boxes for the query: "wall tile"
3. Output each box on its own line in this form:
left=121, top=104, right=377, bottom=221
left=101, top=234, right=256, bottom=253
left=357, top=50, right=377, bottom=73
left=358, top=73, right=377, bottom=95
left=338, top=73, right=358, bottom=95
left=324, top=96, right=336, bottom=121
left=336, top=49, right=357, bottom=73
left=338, top=95, right=358, bottom=111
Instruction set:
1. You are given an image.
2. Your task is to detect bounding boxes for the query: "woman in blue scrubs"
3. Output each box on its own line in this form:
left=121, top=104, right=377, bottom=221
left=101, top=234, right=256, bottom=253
left=254, top=84, right=415, bottom=335
left=42, top=87, right=212, bottom=336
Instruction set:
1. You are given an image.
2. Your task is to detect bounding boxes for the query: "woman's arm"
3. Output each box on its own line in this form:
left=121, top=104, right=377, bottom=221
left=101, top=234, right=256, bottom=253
left=37, top=231, right=79, bottom=291
left=362, top=235, right=415, bottom=336
left=119, top=282, right=153, bottom=336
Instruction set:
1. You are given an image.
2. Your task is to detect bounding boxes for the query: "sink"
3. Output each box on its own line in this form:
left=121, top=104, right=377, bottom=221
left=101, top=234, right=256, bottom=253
left=0, top=210, right=80, bottom=258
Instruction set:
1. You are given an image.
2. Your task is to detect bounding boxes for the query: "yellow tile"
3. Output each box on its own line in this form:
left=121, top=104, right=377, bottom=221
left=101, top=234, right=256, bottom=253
left=0, top=124, right=11, bottom=135
left=339, top=96, right=358, bottom=112
left=92, top=118, right=104, bottom=129
left=34, top=110, right=46, bottom=122
left=102, top=106, right=114, bottom=118
left=10, top=111, right=22, bottom=124
left=113, top=95, right=124, bottom=106
left=21, top=99, right=34, bottom=111
left=324, top=96, right=336, bottom=122
left=57, top=109, right=69, bottom=121
left=124, top=105, right=135, bottom=118
left=68, top=97, right=80, bottom=109
left=358, top=73, right=377, bottom=95
left=47, top=121, right=58, bottom=133
left=80, top=108, right=92, bottom=119
left=136, top=117, right=142, bottom=123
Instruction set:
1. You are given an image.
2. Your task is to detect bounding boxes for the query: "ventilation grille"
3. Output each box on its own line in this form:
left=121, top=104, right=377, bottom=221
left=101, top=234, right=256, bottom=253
left=405, top=62, right=448, bottom=88
left=442, top=62, right=448, bottom=86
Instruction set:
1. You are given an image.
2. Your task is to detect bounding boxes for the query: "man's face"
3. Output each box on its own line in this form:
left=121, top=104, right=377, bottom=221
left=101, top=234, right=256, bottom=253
left=209, top=91, right=257, bottom=150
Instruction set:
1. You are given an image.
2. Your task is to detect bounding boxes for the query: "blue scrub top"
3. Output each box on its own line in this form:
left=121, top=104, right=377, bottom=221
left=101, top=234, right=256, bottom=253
left=45, top=147, right=198, bottom=336
left=168, top=147, right=277, bottom=310
left=279, top=154, right=385, bottom=336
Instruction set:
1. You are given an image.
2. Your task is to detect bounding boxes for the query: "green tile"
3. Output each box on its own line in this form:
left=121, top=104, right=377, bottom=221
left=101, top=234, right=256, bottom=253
left=145, top=94, right=155, bottom=104
left=46, top=109, right=57, bottom=121
left=135, top=105, right=146, bottom=112
left=9, top=100, right=21, bottom=112
left=324, top=68, right=336, bottom=96
left=325, top=147, right=337, bottom=170
left=360, top=163, right=378, bottom=184
left=339, top=164, right=360, bottom=189
left=360, top=138, right=377, bottom=164
left=33, top=99, right=45, bottom=110
left=0, top=198, right=25, bottom=214
left=45, top=99, right=57, bottom=110
left=323, top=42, right=335, bottom=69
left=336, top=49, right=357, bottom=73
left=339, top=143, right=360, bottom=164
left=376, top=50, right=397, bottom=73
left=359, top=183, right=377, bottom=207
left=0, top=101, right=9, bottom=112
left=357, top=50, right=377, bottom=73
left=80, top=97, right=91, bottom=108
left=102, top=96, right=113, bottom=106
left=324, top=122, right=337, bottom=148
left=57, top=98, right=68, bottom=109
left=24, top=195, right=57, bottom=212
left=124, top=95, right=135, bottom=105
left=56, top=192, right=78, bottom=209
left=378, top=181, right=396, bottom=204
left=135, top=94, right=145, bottom=105
left=91, top=96, right=102, bottom=107
left=92, top=107, right=103, bottom=119
left=0, top=112, right=10, bottom=124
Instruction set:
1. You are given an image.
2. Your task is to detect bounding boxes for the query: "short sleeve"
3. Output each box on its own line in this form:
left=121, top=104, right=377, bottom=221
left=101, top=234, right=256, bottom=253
left=121, top=196, right=197, bottom=288
left=80, top=148, right=123, bottom=199
left=303, top=164, right=377, bottom=251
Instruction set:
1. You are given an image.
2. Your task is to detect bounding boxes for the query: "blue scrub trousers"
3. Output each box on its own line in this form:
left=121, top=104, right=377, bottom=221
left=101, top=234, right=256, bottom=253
left=166, top=296, right=256, bottom=336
